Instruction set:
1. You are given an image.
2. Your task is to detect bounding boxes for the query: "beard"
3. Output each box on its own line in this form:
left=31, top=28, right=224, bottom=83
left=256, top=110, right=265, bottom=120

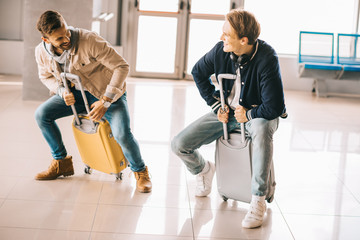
left=60, top=41, right=72, bottom=50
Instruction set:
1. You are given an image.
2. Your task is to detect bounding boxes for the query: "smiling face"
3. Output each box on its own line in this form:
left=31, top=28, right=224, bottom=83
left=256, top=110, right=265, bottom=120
left=220, top=20, right=248, bottom=56
left=42, top=22, right=72, bottom=55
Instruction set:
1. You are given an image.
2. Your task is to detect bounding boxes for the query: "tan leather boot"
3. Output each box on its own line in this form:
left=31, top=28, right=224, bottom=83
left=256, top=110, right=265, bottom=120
left=134, top=166, right=152, bottom=193
left=35, top=156, right=74, bottom=180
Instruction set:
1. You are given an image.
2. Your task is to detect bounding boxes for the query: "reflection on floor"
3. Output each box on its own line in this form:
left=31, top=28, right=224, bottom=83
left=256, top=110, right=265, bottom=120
left=0, top=75, right=360, bottom=240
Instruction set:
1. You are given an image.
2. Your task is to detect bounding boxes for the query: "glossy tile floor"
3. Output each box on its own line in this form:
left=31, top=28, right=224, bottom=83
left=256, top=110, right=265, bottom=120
left=0, top=74, right=360, bottom=240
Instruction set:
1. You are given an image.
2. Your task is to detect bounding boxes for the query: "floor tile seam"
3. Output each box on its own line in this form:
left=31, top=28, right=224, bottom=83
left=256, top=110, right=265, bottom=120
left=189, top=207, right=251, bottom=213
left=0, top=95, right=22, bottom=114
left=2, top=176, right=188, bottom=186
left=183, top=164, right=196, bottom=240
left=115, top=181, right=188, bottom=187
left=274, top=200, right=296, bottom=240
left=1, top=197, right=100, bottom=206
left=0, top=174, right=27, bottom=178
left=89, top=230, right=194, bottom=238
left=89, top=231, right=194, bottom=239
left=0, top=223, right=91, bottom=232
left=275, top=191, right=358, bottom=198
left=92, top=202, right=193, bottom=210
left=0, top=225, right=90, bottom=234
left=88, top=182, right=105, bottom=240
left=1, top=176, right=20, bottom=202
left=329, top=167, right=360, bottom=205
left=194, top=237, right=248, bottom=240
left=281, top=212, right=360, bottom=218
left=296, top=129, right=327, bottom=152
left=94, top=202, right=193, bottom=211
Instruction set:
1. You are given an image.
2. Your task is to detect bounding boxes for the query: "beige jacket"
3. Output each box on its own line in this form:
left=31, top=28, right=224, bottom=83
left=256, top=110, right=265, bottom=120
left=35, top=28, right=129, bottom=102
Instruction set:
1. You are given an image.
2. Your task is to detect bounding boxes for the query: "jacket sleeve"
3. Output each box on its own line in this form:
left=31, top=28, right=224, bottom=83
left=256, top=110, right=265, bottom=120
left=88, top=33, right=129, bottom=99
left=246, top=54, right=285, bottom=120
left=191, top=42, right=221, bottom=112
left=35, top=44, right=62, bottom=96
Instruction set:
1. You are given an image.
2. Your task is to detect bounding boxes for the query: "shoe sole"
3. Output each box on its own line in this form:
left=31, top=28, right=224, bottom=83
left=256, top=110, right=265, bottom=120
left=137, top=187, right=152, bottom=193
left=62, top=171, right=74, bottom=177
left=35, top=171, right=74, bottom=180
left=242, top=223, right=262, bottom=229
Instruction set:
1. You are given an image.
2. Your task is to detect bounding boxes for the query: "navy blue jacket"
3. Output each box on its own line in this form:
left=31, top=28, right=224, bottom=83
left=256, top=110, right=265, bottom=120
left=191, top=40, right=286, bottom=121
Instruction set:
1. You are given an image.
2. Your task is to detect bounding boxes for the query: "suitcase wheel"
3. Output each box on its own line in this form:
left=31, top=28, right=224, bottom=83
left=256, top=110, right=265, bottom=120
left=221, top=195, right=228, bottom=201
left=115, top=172, right=123, bottom=180
left=84, top=166, right=92, bottom=174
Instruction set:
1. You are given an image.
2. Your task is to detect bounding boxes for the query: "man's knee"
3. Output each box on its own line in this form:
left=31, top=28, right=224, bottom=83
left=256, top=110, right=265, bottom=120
left=249, top=118, right=277, bottom=139
left=34, top=105, right=47, bottom=125
left=171, top=134, right=189, bottom=156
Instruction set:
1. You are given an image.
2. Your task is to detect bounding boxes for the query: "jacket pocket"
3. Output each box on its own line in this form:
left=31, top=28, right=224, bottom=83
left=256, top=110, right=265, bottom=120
left=73, top=58, right=99, bottom=75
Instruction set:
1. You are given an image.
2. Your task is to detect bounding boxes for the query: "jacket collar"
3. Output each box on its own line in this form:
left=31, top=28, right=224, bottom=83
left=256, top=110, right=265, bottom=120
left=68, top=27, right=79, bottom=56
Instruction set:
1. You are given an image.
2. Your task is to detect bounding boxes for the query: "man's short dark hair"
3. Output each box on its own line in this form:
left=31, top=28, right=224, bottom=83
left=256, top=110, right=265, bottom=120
left=37, top=10, right=65, bottom=37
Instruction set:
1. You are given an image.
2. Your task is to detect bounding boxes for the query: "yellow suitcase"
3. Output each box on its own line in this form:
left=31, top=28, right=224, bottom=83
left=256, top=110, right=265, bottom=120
left=72, top=116, right=127, bottom=179
left=61, top=73, right=127, bottom=180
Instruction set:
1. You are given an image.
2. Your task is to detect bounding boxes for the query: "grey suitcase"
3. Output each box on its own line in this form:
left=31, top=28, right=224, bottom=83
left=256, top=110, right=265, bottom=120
left=215, top=74, right=276, bottom=203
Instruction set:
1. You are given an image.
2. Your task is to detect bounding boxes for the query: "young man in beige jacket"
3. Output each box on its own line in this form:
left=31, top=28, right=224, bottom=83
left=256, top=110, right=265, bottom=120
left=34, top=10, right=152, bottom=193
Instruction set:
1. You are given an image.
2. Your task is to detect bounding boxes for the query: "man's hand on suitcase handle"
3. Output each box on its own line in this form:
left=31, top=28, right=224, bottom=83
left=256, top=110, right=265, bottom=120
left=235, top=105, right=248, bottom=123
left=89, top=101, right=108, bottom=121
left=218, top=105, right=248, bottom=123
left=218, top=104, right=229, bottom=123
left=63, top=92, right=76, bottom=106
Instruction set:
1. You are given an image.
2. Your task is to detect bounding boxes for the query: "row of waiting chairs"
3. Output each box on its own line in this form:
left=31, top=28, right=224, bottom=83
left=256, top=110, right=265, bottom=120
left=298, top=31, right=360, bottom=81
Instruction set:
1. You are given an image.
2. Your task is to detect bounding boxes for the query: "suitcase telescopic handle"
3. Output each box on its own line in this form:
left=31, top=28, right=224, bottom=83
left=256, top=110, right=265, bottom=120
left=217, top=73, right=246, bottom=142
left=60, top=72, right=96, bottom=129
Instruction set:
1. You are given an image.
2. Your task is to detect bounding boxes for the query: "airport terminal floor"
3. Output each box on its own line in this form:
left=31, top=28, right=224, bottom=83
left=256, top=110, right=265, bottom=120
left=0, top=74, right=360, bottom=240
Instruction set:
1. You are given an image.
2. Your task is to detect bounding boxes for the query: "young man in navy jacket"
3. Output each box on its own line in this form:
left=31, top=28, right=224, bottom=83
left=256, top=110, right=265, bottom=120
left=172, top=9, right=286, bottom=228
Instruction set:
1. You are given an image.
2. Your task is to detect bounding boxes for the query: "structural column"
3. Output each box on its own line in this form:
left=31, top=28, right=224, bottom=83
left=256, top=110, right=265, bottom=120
left=22, top=0, right=92, bottom=100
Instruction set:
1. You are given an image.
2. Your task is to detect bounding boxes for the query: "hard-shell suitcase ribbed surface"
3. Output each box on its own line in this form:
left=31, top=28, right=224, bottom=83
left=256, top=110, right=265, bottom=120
left=61, top=73, right=127, bottom=180
left=215, top=131, right=253, bottom=203
left=72, top=116, right=127, bottom=179
left=215, top=131, right=276, bottom=203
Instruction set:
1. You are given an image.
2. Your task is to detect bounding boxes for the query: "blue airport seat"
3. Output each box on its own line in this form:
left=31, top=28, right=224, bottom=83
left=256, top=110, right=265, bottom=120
left=302, top=63, right=342, bottom=71
left=299, top=62, right=342, bottom=79
left=299, top=31, right=360, bottom=96
left=299, top=31, right=335, bottom=64
left=337, top=33, right=360, bottom=80
left=340, top=65, right=360, bottom=80
left=343, top=65, right=360, bottom=71
left=337, top=33, right=360, bottom=65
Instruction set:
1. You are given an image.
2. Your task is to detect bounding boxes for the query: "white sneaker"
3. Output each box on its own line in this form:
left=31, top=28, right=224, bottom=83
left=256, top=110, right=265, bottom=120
left=242, top=196, right=267, bottom=228
left=195, top=161, right=215, bottom=197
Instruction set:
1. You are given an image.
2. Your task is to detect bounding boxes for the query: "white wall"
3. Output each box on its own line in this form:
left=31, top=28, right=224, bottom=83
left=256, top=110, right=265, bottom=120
left=0, top=40, right=24, bottom=75
left=278, top=55, right=314, bottom=91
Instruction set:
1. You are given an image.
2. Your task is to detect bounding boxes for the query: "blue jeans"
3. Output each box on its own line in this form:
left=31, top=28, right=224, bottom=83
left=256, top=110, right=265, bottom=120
left=171, top=112, right=279, bottom=196
left=35, top=90, right=146, bottom=172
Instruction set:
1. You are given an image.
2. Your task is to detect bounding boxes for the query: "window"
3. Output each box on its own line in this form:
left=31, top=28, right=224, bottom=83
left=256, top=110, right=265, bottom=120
left=245, top=0, right=357, bottom=55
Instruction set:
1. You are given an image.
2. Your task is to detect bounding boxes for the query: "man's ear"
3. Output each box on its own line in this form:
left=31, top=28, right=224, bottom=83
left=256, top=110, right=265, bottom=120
left=41, top=36, right=50, bottom=44
left=239, top=36, right=249, bottom=46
